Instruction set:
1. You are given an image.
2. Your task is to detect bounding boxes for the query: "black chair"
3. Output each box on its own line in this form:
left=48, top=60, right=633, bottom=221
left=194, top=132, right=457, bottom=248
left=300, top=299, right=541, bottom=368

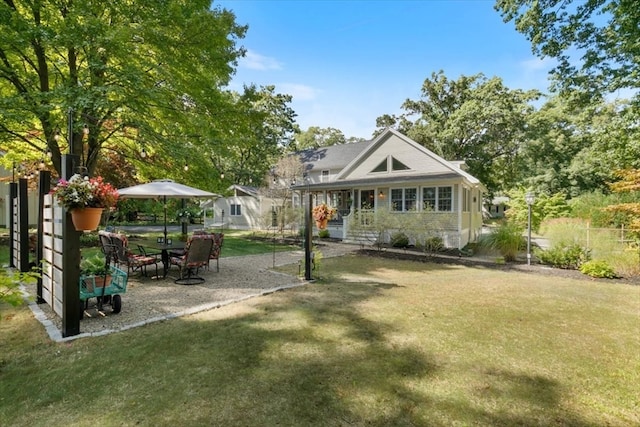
left=170, top=236, right=214, bottom=285
left=110, top=234, right=160, bottom=278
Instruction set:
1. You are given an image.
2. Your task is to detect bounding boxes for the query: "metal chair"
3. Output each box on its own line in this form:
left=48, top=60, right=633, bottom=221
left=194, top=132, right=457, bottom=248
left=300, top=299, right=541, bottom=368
left=170, top=235, right=214, bottom=285
left=111, top=233, right=160, bottom=278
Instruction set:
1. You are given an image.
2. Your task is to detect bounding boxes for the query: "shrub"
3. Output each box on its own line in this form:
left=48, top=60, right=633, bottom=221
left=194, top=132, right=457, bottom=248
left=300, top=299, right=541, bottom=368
left=479, top=222, right=524, bottom=262
left=579, top=260, right=618, bottom=279
left=318, top=229, right=330, bottom=239
left=390, top=232, right=409, bottom=248
left=423, top=236, right=444, bottom=254
left=80, top=232, right=100, bottom=247
left=535, top=243, right=591, bottom=269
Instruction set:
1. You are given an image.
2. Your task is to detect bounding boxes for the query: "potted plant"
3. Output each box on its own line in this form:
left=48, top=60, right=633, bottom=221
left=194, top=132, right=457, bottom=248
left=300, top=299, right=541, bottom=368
left=312, top=203, right=337, bottom=230
left=80, top=254, right=112, bottom=291
left=51, top=174, right=119, bottom=231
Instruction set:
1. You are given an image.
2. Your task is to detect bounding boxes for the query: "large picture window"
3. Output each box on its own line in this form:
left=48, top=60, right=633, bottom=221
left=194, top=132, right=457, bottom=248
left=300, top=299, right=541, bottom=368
left=391, top=188, right=417, bottom=211
left=422, top=186, right=452, bottom=212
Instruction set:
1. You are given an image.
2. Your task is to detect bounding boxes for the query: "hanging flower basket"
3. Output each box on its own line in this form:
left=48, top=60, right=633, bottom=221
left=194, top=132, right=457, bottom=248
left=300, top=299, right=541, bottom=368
left=312, top=204, right=336, bottom=230
left=315, top=218, right=328, bottom=230
left=70, top=207, right=104, bottom=231
left=50, top=174, right=119, bottom=231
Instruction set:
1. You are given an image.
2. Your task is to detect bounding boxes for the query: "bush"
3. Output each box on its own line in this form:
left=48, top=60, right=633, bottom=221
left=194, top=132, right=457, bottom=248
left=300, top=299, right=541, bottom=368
left=535, top=243, right=591, bottom=269
left=479, top=222, right=524, bottom=262
left=80, top=232, right=100, bottom=247
left=423, top=236, right=444, bottom=254
left=579, top=260, right=618, bottom=278
left=390, top=232, right=409, bottom=248
left=318, top=229, right=330, bottom=239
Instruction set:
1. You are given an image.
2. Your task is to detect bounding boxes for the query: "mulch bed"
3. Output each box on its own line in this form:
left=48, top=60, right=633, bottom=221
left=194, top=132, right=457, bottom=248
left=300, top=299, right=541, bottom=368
left=357, top=248, right=640, bottom=286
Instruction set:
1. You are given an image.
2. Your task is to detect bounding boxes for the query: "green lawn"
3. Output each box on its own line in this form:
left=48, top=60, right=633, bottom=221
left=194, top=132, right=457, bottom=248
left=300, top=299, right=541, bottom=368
left=1, top=255, right=638, bottom=426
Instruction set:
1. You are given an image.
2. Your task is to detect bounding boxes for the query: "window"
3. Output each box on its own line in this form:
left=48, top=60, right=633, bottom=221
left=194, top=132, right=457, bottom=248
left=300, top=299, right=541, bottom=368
left=372, top=159, right=387, bottom=173
left=422, top=186, right=452, bottom=212
left=462, top=188, right=469, bottom=212
left=438, top=187, right=452, bottom=211
left=423, top=187, right=436, bottom=210
left=391, top=188, right=417, bottom=212
left=392, top=157, right=410, bottom=171
left=230, top=204, right=241, bottom=216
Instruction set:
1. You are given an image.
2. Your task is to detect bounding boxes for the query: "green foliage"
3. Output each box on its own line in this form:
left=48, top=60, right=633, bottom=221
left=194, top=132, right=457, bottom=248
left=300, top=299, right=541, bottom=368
left=79, top=232, right=100, bottom=248
left=317, top=229, right=330, bottom=239
left=0, top=268, right=37, bottom=318
left=497, top=0, right=640, bottom=105
left=376, top=71, right=540, bottom=194
left=479, top=222, right=525, bottom=262
left=535, top=243, right=591, bottom=270
left=423, top=236, right=444, bottom=254
left=570, top=190, right=640, bottom=228
left=80, top=254, right=110, bottom=277
left=505, top=189, right=571, bottom=232
left=580, top=260, right=618, bottom=279
left=390, top=232, right=409, bottom=248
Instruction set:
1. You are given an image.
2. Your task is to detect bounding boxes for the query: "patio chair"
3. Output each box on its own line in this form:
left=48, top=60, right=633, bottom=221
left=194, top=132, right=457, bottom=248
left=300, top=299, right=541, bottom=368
left=170, top=235, right=214, bottom=285
left=98, top=230, right=118, bottom=266
left=111, top=233, right=160, bottom=277
left=208, top=232, right=224, bottom=272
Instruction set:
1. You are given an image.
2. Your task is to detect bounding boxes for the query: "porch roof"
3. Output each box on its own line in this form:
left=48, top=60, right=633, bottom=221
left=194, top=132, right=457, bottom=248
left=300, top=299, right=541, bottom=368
left=291, top=171, right=463, bottom=191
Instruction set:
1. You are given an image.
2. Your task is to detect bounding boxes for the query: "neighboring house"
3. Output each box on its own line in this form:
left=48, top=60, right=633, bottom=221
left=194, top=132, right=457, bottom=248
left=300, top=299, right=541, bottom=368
left=289, top=128, right=485, bottom=249
left=211, top=185, right=277, bottom=230
left=484, top=196, right=509, bottom=219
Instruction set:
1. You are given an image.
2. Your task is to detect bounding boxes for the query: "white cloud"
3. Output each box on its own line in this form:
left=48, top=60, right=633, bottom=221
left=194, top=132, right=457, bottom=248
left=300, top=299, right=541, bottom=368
left=240, top=50, right=282, bottom=71
left=277, top=83, right=322, bottom=101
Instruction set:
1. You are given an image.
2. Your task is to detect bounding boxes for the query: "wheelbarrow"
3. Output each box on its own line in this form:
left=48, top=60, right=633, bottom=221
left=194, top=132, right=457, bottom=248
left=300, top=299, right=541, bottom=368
left=79, top=265, right=128, bottom=319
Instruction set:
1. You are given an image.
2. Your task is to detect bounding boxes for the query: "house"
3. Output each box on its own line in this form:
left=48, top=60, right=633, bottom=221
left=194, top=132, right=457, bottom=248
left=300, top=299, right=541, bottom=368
left=289, top=128, right=485, bottom=249
left=210, top=184, right=278, bottom=230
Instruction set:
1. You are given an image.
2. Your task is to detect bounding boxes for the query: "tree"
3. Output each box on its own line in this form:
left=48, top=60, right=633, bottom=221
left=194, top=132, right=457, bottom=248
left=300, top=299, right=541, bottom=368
left=376, top=71, right=540, bottom=195
left=0, top=0, right=246, bottom=178
left=496, top=0, right=640, bottom=106
left=604, top=169, right=640, bottom=231
left=294, top=126, right=346, bottom=150
left=260, top=155, right=304, bottom=234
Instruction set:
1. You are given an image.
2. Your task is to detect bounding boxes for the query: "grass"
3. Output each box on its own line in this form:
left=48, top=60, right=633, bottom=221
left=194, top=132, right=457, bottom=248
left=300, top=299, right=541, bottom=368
left=1, top=254, right=638, bottom=426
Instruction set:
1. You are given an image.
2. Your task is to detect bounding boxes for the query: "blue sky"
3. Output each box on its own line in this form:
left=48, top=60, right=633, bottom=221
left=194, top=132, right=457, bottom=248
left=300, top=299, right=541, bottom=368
left=216, top=0, right=554, bottom=140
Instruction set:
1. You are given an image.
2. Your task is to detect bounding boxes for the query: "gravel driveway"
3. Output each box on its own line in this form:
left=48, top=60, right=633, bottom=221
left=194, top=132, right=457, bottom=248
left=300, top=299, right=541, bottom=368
left=24, top=242, right=359, bottom=342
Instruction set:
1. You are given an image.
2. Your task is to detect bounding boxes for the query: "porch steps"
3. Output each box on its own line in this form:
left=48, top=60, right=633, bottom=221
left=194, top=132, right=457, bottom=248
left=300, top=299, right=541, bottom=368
left=343, top=230, right=380, bottom=245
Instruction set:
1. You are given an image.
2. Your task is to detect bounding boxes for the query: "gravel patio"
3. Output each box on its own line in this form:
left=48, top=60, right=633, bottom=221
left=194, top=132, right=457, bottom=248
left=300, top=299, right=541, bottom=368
left=24, top=242, right=359, bottom=342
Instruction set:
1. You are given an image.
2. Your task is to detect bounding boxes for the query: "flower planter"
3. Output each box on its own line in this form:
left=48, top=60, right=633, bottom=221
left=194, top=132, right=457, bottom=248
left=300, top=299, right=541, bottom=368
left=315, top=219, right=328, bottom=229
left=70, top=207, right=104, bottom=231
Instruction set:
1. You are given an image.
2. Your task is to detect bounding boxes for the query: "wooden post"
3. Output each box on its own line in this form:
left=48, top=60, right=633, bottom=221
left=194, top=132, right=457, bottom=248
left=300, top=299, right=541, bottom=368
left=8, top=182, right=17, bottom=268
left=18, top=178, right=29, bottom=273
left=36, top=171, right=51, bottom=304
left=61, top=154, right=81, bottom=337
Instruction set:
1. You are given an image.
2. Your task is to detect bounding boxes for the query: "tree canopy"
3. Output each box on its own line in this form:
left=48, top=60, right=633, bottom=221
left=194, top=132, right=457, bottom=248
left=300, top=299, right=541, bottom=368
left=496, top=0, right=640, bottom=106
left=0, top=0, right=247, bottom=182
left=376, top=71, right=540, bottom=195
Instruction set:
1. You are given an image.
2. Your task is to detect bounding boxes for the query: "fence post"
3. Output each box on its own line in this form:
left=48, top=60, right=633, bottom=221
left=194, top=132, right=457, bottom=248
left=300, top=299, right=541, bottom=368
left=36, top=171, right=51, bottom=304
left=8, top=182, right=17, bottom=267
left=18, top=178, right=29, bottom=273
left=61, top=154, right=81, bottom=337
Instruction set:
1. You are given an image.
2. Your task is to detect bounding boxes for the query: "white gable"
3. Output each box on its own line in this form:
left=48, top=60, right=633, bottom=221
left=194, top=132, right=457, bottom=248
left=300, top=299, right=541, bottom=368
left=336, top=130, right=455, bottom=181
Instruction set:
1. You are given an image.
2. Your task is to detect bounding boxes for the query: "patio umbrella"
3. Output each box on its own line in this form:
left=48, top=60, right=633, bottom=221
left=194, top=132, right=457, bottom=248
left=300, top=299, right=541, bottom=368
left=117, top=179, right=222, bottom=242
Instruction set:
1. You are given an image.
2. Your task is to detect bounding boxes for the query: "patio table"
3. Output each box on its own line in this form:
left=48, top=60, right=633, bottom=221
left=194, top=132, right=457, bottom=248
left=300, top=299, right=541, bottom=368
left=144, top=242, right=186, bottom=278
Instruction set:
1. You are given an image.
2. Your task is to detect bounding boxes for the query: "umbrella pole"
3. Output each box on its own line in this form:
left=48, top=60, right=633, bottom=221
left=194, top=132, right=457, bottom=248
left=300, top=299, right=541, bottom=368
left=164, top=196, right=168, bottom=243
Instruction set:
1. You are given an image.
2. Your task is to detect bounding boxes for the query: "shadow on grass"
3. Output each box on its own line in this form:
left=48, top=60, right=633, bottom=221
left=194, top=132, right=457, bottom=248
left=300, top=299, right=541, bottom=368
left=1, top=268, right=598, bottom=426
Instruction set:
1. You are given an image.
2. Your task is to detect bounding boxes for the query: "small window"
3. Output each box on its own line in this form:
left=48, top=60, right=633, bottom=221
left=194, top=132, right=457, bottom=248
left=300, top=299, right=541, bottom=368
left=423, top=187, right=436, bottom=210
left=371, top=159, right=387, bottom=173
left=230, top=204, right=241, bottom=216
left=392, top=157, right=410, bottom=171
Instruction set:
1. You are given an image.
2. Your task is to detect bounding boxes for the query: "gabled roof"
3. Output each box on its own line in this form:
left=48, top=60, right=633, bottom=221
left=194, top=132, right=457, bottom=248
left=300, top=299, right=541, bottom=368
left=296, top=139, right=374, bottom=172
left=336, top=128, right=480, bottom=186
left=229, top=184, right=259, bottom=198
